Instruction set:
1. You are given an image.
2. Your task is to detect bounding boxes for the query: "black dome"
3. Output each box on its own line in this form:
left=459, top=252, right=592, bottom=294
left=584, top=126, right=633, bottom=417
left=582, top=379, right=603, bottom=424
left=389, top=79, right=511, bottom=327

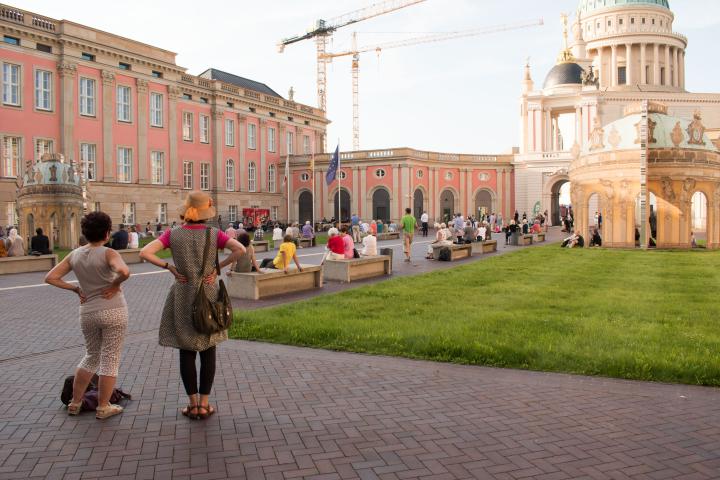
left=543, top=63, right=584, bottom=89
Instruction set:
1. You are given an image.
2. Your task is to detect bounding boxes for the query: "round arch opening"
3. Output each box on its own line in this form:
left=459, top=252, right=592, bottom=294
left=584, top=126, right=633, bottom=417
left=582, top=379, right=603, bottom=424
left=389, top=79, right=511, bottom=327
left=372, top=188, right=390, bottom=223
left=551, top=180, right=571, bottom=226
left=413, top=188, right=424, bottom=220
left=298, top=191, right=313, bottom=225
left=440, top=189, right=455, bottom=224
left=333, top=189, right=351, bottom=223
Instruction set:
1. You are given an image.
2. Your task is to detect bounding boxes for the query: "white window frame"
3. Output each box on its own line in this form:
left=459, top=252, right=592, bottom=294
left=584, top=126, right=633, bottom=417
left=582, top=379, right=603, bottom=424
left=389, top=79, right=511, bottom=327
left=271, top=206, right=278, bottom=221
left=182, top=161, right=193, bottom=189
left=35, top=138, right=53, bottom=160
left=268, top=163, right=276, bottom=193
left=2, top=136, right=21, bottom=178
left=199, top=114, right=209, bottom=143
left=117, top=147, right=132, bottom=183
left=2, top=63, right=21, bottom=106
left=303, top=135, right=310, bottom=154
left=225, top=119, right=235, bottom=146
left=151, top=151, right=165, bottom=185
left=200, top=162, right=210, bottom=191
left=122, top=202, right=136, bottom=224
left=226, top=159, right=235, bottom=191
left=182, top=111, right=193, bottom=141
left=116, top=85, right=131, bottom=122
left=228, top=205, right=238, bottom=222
left=286, top=131, right=294, bottom=155
left=268, top=127, right=276, bottom=152
left=79, top=77, right=96, bottom=116
left=248, top=161, right=256, bottom=192
left=79, top=143, right=97, bottom=181
left=248, top=123, right=257, bottom=149
left=158, top=203, right=167, bottom=224
left=6, top=202, right=17, bottom=226
left=34, top=69, right=52, bottom=111
left=150, top=92, right=163, bottom=127
left=300, top=172, right=310, bottom=182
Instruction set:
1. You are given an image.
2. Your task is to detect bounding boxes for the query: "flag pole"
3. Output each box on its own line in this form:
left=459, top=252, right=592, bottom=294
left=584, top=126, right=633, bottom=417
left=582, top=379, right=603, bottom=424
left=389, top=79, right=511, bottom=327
left=336, top=140, right=341, bottom=225
left=311, top=139, right=315, bottom=230
left=286, top=152, right=291, bottom=225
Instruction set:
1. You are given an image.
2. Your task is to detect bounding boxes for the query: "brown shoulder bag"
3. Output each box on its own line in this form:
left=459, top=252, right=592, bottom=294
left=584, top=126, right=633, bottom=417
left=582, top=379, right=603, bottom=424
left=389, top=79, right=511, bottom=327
left=192, top=227, right=233, bottom=334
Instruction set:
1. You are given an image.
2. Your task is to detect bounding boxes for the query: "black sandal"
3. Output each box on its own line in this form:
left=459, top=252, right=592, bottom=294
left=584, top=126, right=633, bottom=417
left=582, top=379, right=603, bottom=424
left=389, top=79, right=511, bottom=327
left=196, top=405, right=215, bottom=420
left=181, top=405, right=200, bottom=419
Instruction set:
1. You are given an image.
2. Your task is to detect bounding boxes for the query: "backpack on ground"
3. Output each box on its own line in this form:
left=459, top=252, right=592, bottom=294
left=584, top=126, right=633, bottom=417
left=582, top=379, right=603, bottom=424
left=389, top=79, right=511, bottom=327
left=438, top=247, right=452, bottom=261
left=61, top=375, right=132, bottom=411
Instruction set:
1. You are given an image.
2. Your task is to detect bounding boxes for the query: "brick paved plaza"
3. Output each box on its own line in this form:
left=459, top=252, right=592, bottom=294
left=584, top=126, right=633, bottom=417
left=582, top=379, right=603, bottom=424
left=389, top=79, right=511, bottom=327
left=1, top=235, right=719, bottom=479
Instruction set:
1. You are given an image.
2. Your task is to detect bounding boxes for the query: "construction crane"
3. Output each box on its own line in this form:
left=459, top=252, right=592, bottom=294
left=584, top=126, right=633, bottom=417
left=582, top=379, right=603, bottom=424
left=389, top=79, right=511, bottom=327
left=278, top=0, right=426, bottom=116
left=320, top=18, right=544, bottom=150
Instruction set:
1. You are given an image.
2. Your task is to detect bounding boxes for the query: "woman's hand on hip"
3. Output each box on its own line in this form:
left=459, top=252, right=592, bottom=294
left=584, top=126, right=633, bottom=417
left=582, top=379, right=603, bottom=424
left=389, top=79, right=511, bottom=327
left=101, top=285, right=122, bottom=300
left=168, top=265, right=188, bottom=283
left=203, top=272, right=217, bottom=285
left=75, top=287, right=87, bottom=304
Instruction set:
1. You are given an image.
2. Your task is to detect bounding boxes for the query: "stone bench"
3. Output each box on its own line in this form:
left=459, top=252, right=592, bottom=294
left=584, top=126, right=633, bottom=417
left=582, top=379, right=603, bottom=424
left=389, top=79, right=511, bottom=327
left=298, top=237, right=314, bottom=248
left=535, top=232, right=546, bottom=242
left=432, top=243, right=472, bottom=261
left=0, top=254, right=57, bottom=275
left=252, top=240, right=269, bottom=252
left=470, top=240, right=498, bottom=255
left=376, top=232, right=400, bottom=241
left=323, top=255, right=392, bottom=283
left=117, top=248, right=143, bottom=264
left=519, top=234, right=533, bottom=246
left=225, top=264, right=322, bottom=300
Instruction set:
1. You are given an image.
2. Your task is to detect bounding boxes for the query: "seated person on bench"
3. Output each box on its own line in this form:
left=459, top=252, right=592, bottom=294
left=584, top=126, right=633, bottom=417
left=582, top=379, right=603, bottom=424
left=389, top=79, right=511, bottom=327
left=360, top=230, right=377, bottom=256
left=260, top=234, right=303, bottom=273
left=233, top=232, right=262, bottom=273
left=324, top=228, right=345, bottom=261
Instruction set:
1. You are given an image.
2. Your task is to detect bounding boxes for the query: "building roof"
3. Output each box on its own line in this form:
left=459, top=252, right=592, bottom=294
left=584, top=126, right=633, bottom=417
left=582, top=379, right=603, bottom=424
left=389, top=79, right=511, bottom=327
left=578, top=0, right=670, bottom=14
left=198, top=68, right=283, bottom=98
left=543, top=62, right=584, bottom=90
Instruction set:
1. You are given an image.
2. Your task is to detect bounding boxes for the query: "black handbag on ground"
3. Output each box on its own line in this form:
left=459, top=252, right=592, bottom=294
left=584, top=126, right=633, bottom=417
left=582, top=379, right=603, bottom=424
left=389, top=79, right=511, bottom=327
left=192, top=228, right=233, bottom=334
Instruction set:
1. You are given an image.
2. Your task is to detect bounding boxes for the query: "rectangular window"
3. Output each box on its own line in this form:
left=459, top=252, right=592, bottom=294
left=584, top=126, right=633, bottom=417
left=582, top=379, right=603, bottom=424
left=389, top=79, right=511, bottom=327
left=225, top=119, right=235, bottom=146
left=286, top=131, right=294, bottom=154
left=645, top=65, right=650, bottom=84
left=2, top=136, right=21, bottom=177
left=118, top=62, right=131, bottom=71
left=3, top=35, right=20, bottom=46
left=79, top=77, right=96, bottom=116
left=79, top=143, right=96, bottom=181
left=182, top=93, right=192, bottom=100
left=150, top=92, right=163, bottom=127
left=199, top=115, right=209, bottom=143
left=228, top=205, right=238, bottom=222
left=618, top=66, right=627, bottom=85
left=81, top=52, right=95, bottom=62
left=268, top=127, right=276, bottom=152
left=183, top=161, right=193, bottom=189
left=116, top=85, right=131, bottom=122
left=35, top=70, right=52, bottom=110
left=151, top=151, right=165, bottom=184
left=151, top=70, right=162, bottom=78
left=94, top=202, right=101, bottom=212
left=303, top=135, right=310, bottom=154
left=122, top=202, right=136, bottom=224
left=6, top=202, right=16, bottom=226
left=35, top=138, right=53, bottom=160
left=248, top=123, right=257, bottom=149
left=2, top=63, right=21, bottom=106
left=158, top=203, right=167, bottom=224
left=117, top=147, right=132, bottom=183
left=200, top=163, right=210, bottom=190
left=36, top=43, right=52, bottom=53
left=660, top=67, right=666, bottom=85
left=182, top=111, right=193, bottom=141
left=271, top=206, right=278, bottom=221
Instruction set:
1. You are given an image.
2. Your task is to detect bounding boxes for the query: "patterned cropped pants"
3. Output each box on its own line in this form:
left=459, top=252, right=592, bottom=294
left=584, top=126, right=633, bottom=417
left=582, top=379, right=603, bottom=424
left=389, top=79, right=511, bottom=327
left=78, top=307, right=128, bottom=377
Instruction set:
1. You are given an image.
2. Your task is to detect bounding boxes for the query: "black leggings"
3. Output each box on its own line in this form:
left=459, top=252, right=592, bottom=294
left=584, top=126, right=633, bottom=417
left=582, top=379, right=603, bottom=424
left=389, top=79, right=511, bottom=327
left=179, top=347, right=216, bottom=396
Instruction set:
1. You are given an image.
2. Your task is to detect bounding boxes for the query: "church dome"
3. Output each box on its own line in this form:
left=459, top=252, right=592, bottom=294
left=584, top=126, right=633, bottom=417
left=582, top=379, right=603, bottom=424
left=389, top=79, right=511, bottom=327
left=543, top=62, right=584, bottom=89
left=578, top=0, right=669, bottom=14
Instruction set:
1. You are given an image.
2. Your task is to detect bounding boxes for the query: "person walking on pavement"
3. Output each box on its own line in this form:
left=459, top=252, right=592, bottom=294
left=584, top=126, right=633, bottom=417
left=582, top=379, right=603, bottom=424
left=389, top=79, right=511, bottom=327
left=400, top=207, right=417, bottom=262
left=420, top=211, right=429, bottom=237
left=351, top=213, right=361, bottom=243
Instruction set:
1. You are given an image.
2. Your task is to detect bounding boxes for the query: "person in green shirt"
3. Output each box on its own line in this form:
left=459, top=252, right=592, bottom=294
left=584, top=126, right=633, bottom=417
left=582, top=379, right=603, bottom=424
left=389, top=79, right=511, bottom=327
left=400, top=207, right=417, bottom=262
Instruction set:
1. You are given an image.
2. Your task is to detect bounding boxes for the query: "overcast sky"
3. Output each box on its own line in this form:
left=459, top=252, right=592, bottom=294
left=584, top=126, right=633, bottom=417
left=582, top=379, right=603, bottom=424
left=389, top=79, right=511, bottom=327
left=15, top=0, right=720, bottom=154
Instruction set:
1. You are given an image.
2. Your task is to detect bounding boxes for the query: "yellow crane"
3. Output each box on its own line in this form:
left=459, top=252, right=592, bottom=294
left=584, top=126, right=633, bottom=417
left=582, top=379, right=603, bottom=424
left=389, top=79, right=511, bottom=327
left=321, top=18, right=544, bottom=150
left=278, top=0, right=426, bottom=117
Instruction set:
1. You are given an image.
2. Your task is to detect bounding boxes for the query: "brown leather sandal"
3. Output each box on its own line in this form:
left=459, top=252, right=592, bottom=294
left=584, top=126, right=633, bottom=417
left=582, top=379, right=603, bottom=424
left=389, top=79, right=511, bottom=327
left=196, top=405, right=215, bottom=420
left=181, top=405, right=200, bottom=420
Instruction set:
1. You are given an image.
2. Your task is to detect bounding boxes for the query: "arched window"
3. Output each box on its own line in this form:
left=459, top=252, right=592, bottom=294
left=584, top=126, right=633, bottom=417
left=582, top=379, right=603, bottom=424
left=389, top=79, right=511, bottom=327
left=268, top=164, right=276, bottom=193
left=248, top=162, right=256, bottom=192
left=225, top=159, right=235, bottom=191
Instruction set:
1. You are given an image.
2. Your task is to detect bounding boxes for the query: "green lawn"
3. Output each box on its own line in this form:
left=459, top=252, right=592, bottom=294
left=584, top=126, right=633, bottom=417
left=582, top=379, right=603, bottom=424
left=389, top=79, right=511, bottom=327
left=230, top=246, right=720, bottom=386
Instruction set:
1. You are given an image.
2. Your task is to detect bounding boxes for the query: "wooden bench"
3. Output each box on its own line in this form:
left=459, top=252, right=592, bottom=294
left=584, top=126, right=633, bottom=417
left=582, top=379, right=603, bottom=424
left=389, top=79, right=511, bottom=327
left=225, top=264, right=322, bottom=300
left=376, top=232, right=400, bottom=241
left=323, top=255, right=392, bottom=283
left=535, top=232, right=546, bottom=242
left=117, top=248, right=143, bottom=264
left=432, top=243, right=472, bottom=261
left=0, top=254, right=57, bottom=275
left=252, top=240, right=269, bottom=252
left=519, top=234, right=534, bottom=246
left=298, top=237, right=314, bottom=248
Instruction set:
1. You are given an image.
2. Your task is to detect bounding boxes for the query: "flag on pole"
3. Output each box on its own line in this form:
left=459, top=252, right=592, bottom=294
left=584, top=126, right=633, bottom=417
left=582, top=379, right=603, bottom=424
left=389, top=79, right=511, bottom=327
left=326, top=145, right=340, bottom=185
left=282, top=153, right=290, bottom=187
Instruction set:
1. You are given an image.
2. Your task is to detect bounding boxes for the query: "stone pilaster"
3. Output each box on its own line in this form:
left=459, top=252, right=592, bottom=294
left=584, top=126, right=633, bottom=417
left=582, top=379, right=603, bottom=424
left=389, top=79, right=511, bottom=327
left=211, top=107, right=225, bottom=193
left=432, top=167, right=439, bottom=222
left=391, top=165, right=399, bottom=221
left=101, top=70, right=115, bottom=182
left=359, top=165, right=367, bottom=218
left=237, top=114, right=247, bottom=192
left=259, top=119, right=267, bottom=192
left=495, top=168, right=503, bottom=219
left=351, top=166, right=359, bottom=216
left=57, top=61, right=77, bottom=164
left=166, top=81, right=179, bottom=185
left=466, top=168, right=473, bottom=216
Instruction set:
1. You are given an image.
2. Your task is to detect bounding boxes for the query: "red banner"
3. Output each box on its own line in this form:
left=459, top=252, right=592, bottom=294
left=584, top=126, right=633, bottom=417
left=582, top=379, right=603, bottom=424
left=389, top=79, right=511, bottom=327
left=242, top=208, right=270, bottom=228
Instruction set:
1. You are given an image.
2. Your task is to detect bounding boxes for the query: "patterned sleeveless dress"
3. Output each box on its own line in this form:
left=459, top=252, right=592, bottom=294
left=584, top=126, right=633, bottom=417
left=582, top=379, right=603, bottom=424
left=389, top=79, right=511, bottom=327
left=158, top=226, right=227, bottom=351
